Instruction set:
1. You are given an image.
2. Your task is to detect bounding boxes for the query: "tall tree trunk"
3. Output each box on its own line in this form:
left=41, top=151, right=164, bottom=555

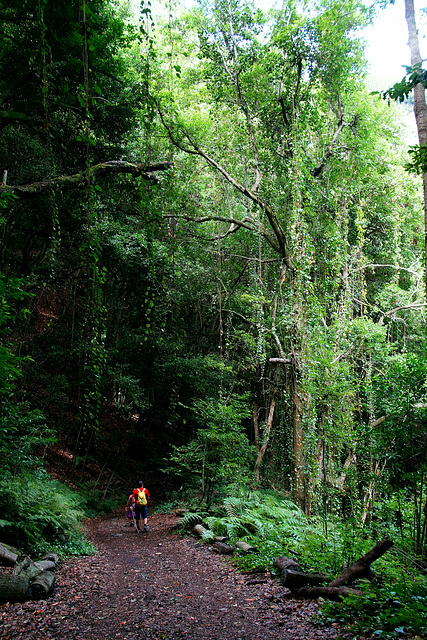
left=292, top=366, right=308, bottom=513
left=405, top=0, right=427, bottom=298
left=254, top=387, right=277, bottom=484
left=253, top=402, right=260, bottom=451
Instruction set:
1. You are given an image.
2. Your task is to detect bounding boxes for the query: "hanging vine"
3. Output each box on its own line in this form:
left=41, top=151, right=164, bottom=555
left=39, top=0, right=61, bottom=271
left=75, top=0, right=107, bottom=458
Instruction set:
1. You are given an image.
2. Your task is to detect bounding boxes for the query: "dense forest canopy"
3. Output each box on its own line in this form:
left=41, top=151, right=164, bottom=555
left=2, top=0, right=427, bottom=601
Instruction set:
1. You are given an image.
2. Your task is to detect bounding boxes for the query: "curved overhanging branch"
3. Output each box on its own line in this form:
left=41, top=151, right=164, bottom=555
left=311, top=114, right=348, bottom=177
left=384, top=302, right=427, bottom=316
left=168, top=212, right=280, bottom=252
left=157, top=103, right=290, bottom=264
left=350, top=263, right=420, bottom=277
left=0, top=160, right=173, bottom=200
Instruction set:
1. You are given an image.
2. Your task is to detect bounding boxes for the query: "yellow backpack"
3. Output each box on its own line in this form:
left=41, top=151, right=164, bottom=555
left=136, top=489, right=147, bottom=506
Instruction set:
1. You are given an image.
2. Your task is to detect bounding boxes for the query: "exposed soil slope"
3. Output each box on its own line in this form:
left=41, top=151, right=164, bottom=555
left=0, top=512, right=352, bottom=640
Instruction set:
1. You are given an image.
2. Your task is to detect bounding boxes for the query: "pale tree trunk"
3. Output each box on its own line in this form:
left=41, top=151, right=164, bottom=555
left=254, top=385, right=277, bottom=484
left=405, top=0, right=427, bottom=298
left=253, top=402, right=260, bottom=451
left=292, top=366, right=308, bottom=513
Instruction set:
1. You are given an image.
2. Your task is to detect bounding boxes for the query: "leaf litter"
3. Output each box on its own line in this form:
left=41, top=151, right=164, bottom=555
left=0, top=512, right=354, bottom=640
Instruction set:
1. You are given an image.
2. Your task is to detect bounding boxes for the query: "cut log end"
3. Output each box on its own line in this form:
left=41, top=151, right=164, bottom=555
left=26, top=571, right=55, bottom=600
left=212, top=541, right=235, bottom=555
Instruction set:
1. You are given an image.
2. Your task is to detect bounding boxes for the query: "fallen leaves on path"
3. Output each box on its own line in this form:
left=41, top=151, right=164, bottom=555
left=0, top=513, right=353, bottom=640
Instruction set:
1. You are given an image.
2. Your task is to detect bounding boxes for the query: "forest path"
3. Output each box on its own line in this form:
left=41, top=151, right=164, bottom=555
left=0, top=512, right=351, bottom=640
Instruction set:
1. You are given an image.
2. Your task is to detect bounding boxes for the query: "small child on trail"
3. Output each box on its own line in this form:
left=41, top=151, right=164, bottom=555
left=132, top=481, right=150, bottom=533
left=125, top=492, right=136, bottom=527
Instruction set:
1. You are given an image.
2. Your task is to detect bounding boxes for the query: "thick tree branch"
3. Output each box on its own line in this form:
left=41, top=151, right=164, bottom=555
left=157, top=104, right=290, bottom=264
left=0, top=161, right=173, bottom=200
left=311, top=113, right=347, bottom=177
left=384, top=302, right=427, bottom=316
left=269, top=357, right=292, bottom=364
left=168, top=212, right=280, bottom=250
left=328, top=537, right=393, bottom=587
left=350, top=263, right=419, bottom=277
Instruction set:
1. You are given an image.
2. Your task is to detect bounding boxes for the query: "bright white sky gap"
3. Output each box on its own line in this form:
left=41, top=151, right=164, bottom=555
left=364, top=0, right=426, bottom=87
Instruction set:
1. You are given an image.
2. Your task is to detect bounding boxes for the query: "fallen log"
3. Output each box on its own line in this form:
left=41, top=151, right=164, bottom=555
left=281, top=569, right=330, bottom=589
left=273, top=556, right=302, bottom=573
left=297, top=585, right=363, bottom=600
left=193, top=525, right=228, bottom=543
left=235, top=541, right=258, bottom=554
left=328, top=536, right=393, bottom=587
left=193, top=524, right=211, bottom=538
left=212, top=542, right=235, bottom=555
left=27, top=571, right=55, bottom=600
left=273, top=557, right=329, bottom=589
left=0, top=542, right=19, bottom=567
left=0, top=546, right=59, bottom=603
left=12, top=556, right=43, bottom=580
left=40, top=552, right=59, bottom=565
left=288, top=537, right=394, bottom=600
left=0, top=575, right=29, bottom=602
left=34, top=560, right=56, bottom=572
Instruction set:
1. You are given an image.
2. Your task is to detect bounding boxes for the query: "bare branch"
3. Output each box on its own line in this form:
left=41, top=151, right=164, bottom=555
left=156, top=101, right=290, bottom=263
left=311, top=113, right=348, bottom=177
left=0, top=160, right=173, bottom=200
left=350, top=263, right=420, bottom=277
left=385, top=302, right=427, bottom=316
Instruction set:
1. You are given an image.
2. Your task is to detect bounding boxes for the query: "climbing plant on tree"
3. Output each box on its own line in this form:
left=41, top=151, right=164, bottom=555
left=150, top=0, right=422, bottom=512
left=0, top=0, right=172, bottom=466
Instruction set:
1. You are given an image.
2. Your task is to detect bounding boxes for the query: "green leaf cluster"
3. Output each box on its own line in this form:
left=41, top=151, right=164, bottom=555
left=320, top=578, right=427, bottom=640
left=0, top=471, right=91, bottom=556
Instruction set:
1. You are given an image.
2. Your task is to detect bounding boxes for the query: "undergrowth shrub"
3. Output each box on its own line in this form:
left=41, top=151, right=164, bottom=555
left=0, top=470, right=93, bottom=556
left=78, top=483, right=122, bottom=518
left=319, top=577, right=427, bottom=640
left=176, top=487, right=427, bottom=638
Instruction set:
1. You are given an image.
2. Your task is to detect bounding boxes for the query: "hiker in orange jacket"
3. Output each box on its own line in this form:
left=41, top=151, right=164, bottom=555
left=132, top=481, right=150, bottom=532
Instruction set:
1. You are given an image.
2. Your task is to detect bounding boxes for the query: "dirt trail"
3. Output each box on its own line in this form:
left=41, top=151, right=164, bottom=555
left=0, top=512, right=351, bottom=640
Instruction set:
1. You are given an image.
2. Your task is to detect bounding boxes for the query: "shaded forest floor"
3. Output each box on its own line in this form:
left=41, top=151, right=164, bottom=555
left=0, top=511, right=354, bottom=640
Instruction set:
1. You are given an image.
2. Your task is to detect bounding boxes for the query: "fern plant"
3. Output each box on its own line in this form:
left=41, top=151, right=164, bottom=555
left=0, top=471, right=87, bottom=555
left=178, top=511, right=208, bottom=530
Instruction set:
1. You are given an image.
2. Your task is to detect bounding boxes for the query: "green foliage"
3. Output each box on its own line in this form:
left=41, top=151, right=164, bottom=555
left=176, top=487, right=427, bottom=640
left=0, top=471, right=90, bottom=556
left=405, top=143, right=427, bottom=175
left=380, top=63, right=427, bottom=103
left=319, top=577, right=427, bottom=640
left=179, top=510, right=209, bottom=530
left=181, top=489, right=316, bottom=572
left=0, top=403, right=55, bottom=474
left=376, top=62, right=427, bottom=178
left=0, top=1, right=426, bottom=610
left=0, top=273, right=31, bottom=395
left=166, top=391, right=255, bottom=499
left=78, top=485, right=122, bottom=519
